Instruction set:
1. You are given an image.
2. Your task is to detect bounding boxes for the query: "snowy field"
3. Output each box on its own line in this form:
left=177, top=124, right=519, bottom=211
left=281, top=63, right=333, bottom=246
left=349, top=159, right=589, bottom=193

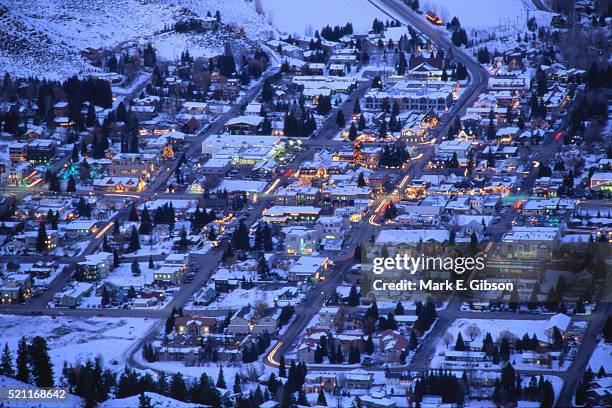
left=104, top=262, right=155, bottom=288
left=99, top=392, right=200, bottom=408
left=261, top=0, right=387, bottom=36
left=588, top=340, right=612, bottom=372
left=0, top=315, right=156, bottom=380
left=191, top=286, right=302, bottom=310
left=432, top=318, right=573, bottom=371
left=150, top=32, right=224, bottom=62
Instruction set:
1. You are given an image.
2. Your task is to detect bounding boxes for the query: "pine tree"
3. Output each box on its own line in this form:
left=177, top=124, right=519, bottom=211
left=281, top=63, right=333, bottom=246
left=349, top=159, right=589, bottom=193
left=170, top=372, right=188, bottom=401
left=66, top=176, right=77, bottom=193
left=35, top=222, right=48, bottom=253
left=139, top=206, right=152, bottom=234
left=233, top=372, right=242, bottom=394
left=101, top=287, right=110, bottom=307
left=127, top=226, right=140, bottom=253
left=131, top=260, right=141, bottom=276
left=336, top=110, right=346, bottom=127
left=29, top=336, right=53, bottom=387
left=129, top=204, right=139, bottom=222
left=348, top=285, right=360, bottom=306
left=216, top=367, right=226, bottom=389
left=113, top=249, right=120, bottom=268
left=0, top=343, right=14, bottom=377
left=455, top=332, right=466, bottom=351
left=278, top=356, right=286, bottom=377
left=16, top=337, right=29, bottom=383
left=394, top=301, right=405, bottom=315
left=317, top=388, right=328, bottom=406
left=138, top=392, right=153, bottom=408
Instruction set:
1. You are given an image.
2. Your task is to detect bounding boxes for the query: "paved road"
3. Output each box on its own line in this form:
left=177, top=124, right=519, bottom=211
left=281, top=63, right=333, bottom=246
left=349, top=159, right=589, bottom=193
left=265, top=0, right=491, bottom=369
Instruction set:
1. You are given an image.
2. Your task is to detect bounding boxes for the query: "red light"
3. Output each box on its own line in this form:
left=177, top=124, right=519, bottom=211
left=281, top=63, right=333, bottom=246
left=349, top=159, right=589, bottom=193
left=284, top=170, right=292, bottom=178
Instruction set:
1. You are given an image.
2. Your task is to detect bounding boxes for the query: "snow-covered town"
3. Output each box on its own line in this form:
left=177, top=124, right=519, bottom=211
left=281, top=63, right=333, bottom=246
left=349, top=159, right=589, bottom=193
left=0, top=0, right=610, bottom=407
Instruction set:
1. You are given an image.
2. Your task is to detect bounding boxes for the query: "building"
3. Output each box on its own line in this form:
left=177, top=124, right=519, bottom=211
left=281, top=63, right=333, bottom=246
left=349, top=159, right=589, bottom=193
left=77, top=252, right=113, bottom=281
left=93, top=177, right=145, bottom=192
left=174, top=315, right=217, bottom=339
left=436, top=140, right=473, bottom=160
left=590, top=173, right=612, bottom=193
left=154, top=253, right=189, bottom=284
left=227, top=306, right=280, bottom=335
left=314, top=215, right=349, bottom=240
left=224, top=115, right=264, bottom=135
left=262, top=206, right=321, bottom=223
left=502, top=226, right=560, bottom=260
left=63, top=220, right=100, bottom=238
left=284, top=226, right=318, bottom=255
left=54, top=282, right=94, bottom=307
left=182, top=101, right=208, bottom=115
left=25, top=140, right=57, bottom=162
left=364, top=87, right=453, bottom=112
left=288, top=256, right=330, bottom=281
left=0, top=274, right=32, bottom=304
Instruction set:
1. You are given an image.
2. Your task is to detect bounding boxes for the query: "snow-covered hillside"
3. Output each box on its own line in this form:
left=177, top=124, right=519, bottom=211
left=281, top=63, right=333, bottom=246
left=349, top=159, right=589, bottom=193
left=0, top=0, right=273, bottom=79
left=260, top=0, right=388, bottom=36
left=99, top=392, right=202, bottom=408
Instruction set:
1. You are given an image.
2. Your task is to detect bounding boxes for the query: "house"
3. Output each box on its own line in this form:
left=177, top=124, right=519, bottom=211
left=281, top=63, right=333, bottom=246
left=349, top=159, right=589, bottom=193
left=262, top=206, right=321, bottom=223
left=182, top=101, right=208, bottom=115
left=224, top=115, right=264, bottom=135
left=27, top=261, right=56, bottom=278
left=111, top=153, right=158, bottom=179
left=154, top=253, right=189, bottom=284
left=314, top=215, right=349, bottom=240
left=283, top=226, right=318, bottom=255
left=590, top=172, right=612, bottom=193
left=502, top=226, right=560, bottom=260
left=93, top=177, right=145, bottom=192
left=181, top=117, right=200, bottom=134
left=25, top=140, right=57, bottom=162
left=77, top=252, right=113, bottom=281
left=395, top=206, right=441, bottom=226
left=329, top=63, right=347, bottom=76
left=212, top=179, right=268, bottom=203
left=303, top=373, right=337, bottom=393
left=444, top=350, right=487, bottom=362
left=63, top=220, right=99, bottom=238
left=226, top=306, right=280, bottom=335
left=274, top=184, right=319, bottom=206
left=174, top=315, right=217, bottom=339
left=360, top=393, right=396, bottom=408
left=288, top=255, right=330, bottom=281
left=344, top=372, right=374, bottom=390
left=54, top=282, right=93, bottom=307
left=0, top=274, right=32, bottom=304
left=545, top=313, right=572, bottom=337
left=436, top=140, right=473, bottom=160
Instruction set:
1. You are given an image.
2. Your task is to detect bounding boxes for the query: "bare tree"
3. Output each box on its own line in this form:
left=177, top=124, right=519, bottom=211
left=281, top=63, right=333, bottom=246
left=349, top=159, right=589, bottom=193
left=442, top=331, right=454, bottom=349
left=497, top=330, right=517, bottom=344
left=333, top=307, right=347, bottom=334
left=465, top=324, right=482, bottom=343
